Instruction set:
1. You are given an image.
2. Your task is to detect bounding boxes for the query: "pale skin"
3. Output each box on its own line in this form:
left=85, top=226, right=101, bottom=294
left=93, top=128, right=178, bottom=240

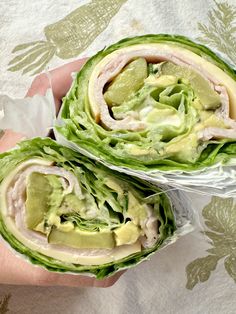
left=0, top=59, right=124, bottom=287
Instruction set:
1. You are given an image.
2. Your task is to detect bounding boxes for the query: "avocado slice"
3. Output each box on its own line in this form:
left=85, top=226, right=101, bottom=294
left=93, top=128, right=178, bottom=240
left=160, top=62, right=221, bottom=110
left=25, top=172, right=52, bottom=230
left=145, top=74, right=178, bottom=87
left=46, top=174, right=64, bottom=212
left=114, top=221, right=140, bottom=246
left=127, top=191, right=147, bottom=224
left=48, top=227, right=115, bottom=249
left=104, top=57, right=148, bottom=106
left=57, top=193, right=86, bottom=216
left=164, top=133, right=199, bottom=163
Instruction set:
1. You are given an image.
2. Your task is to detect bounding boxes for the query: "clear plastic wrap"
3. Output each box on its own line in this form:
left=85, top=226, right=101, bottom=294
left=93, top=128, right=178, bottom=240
left=0, top=89, right=55, bottom=138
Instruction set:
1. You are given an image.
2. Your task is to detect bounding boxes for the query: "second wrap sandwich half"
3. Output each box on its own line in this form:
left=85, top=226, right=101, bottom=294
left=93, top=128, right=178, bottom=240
left=56, top=34, right=236, bottom=196
left=0, top=138, right=191, bottom=278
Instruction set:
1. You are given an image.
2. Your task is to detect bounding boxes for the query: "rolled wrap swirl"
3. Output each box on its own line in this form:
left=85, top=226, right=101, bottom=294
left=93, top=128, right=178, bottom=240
left=56, top=34, right=236, bottom=196
left=0, top=138, right=180, bottom=279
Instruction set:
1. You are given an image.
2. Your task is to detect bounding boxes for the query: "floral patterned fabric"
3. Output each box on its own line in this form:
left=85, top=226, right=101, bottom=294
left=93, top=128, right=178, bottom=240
left=1, top=0, right=236, bottom=313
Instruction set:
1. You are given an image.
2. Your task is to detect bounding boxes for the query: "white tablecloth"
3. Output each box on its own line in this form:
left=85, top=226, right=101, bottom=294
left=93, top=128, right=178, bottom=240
left=1, top=1, right=236, bottom=313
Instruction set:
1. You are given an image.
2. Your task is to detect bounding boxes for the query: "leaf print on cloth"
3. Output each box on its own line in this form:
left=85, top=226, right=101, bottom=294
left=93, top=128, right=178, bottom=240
left=8, top=0, right=127, bottom=75
left=186, top=255, right=219, bottom=290
left=0, top=294, right=11, bottom=314
left=197, top=0, right=236, bottom=64
left=186, top=197, right=236, bottom=290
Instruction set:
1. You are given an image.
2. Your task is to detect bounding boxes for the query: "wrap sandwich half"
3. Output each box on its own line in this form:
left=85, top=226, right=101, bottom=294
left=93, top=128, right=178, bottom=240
left=0, top=138, right=188, bottom=279
left=56, top=34, right=236, bottom=196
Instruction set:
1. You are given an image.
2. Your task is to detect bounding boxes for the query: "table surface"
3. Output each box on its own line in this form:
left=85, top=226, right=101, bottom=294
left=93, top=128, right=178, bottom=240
left=1, top=1, right=236, bottom=313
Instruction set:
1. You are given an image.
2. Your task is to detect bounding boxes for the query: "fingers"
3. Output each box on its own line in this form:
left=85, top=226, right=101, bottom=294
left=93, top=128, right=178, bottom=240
left=0, top=241, right=124, bottom=287
left=26, top=58, right=88, bottom=113
left=0, top=242, right=46, bottom=285
left=0, top=130, right=25, bottom=153
left=48, top=270, right=125, bottom=288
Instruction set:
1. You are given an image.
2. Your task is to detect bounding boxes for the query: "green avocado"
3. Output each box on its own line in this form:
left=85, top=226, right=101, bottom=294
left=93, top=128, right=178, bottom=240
left=46, top=174, right=64, bottom=212
left=165, top=133, right=199, bottom=163
left=114, top=221, right=140, bottom=246
left=127, top=191, right=147, bottom=225
left=145, top=74, right=178, bottom=87
left=58, top=193, right=85, bottom=215
left=25, top=172, right=52, bottom=230
left=160, top=62, right=221, bottom=110
left=104, top=57, right=148, bottom=106
left=48, top=227, right=115, bottom=249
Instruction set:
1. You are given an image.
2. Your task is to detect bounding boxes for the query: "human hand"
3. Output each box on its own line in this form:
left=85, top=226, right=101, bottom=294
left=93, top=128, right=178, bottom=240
left=0, top=59, right=124, bottom=287
left=26, top=58, right=88, bottom=112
